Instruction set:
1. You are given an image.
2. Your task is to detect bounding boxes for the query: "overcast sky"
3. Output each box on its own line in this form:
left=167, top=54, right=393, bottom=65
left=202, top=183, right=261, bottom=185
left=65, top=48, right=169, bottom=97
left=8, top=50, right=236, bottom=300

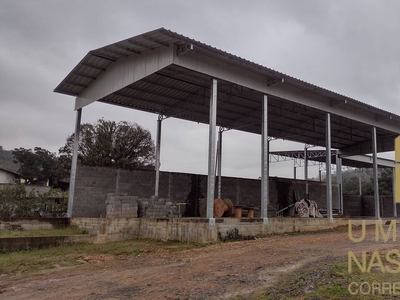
left=1, top=0, right=399, bottom=180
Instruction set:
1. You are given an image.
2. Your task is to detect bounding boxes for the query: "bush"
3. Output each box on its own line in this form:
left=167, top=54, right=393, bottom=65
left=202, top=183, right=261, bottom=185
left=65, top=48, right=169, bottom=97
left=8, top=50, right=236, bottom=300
left=217, top=228, right=256, bottom=242
left=0, top=184, right=67, bottom=219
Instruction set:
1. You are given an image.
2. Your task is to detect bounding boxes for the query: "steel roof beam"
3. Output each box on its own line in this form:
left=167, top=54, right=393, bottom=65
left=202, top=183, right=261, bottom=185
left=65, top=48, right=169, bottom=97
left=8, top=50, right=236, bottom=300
left=106, top=91, right=241, bottom=126
left=127, top=39, right=156, bottom=51
left=113, top=44, right=141, bottom=55
left=173, top=50, right=400, bottom=134
left=340, top=135, right=397, bottom=155
left=71, top=72, right=97, bottom=81
left=80, top=63, right=106, bottom=72
left=89, top=51, right=116, bottom=61
left=142, top=34, right=170, bottom=47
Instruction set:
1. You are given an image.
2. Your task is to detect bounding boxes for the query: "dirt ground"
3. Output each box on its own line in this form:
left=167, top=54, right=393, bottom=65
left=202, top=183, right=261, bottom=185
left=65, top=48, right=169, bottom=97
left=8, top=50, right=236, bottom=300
left=0, top=225, right=398, bottom=300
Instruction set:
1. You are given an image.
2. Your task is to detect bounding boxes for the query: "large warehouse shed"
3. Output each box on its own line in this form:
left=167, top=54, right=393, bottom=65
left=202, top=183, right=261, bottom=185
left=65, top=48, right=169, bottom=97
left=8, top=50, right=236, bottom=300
left=55, top=28, right=400, bottom=225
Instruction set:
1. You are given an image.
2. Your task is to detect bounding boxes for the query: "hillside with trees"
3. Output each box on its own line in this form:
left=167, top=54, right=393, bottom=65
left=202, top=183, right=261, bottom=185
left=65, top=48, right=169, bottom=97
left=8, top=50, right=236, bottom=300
left=0, top=146, right=19, bottom=173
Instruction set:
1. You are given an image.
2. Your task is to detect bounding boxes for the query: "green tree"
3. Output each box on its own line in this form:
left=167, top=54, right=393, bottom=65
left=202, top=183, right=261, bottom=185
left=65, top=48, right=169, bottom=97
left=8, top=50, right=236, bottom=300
left=378, top=169, right=393, bottom=195
left=342, top=176, right=361, bottom=195
left=12, top=147, right=68, bottom=187
left=0, top=184, right=67, bottom=219
left=341, top=169, right=393, bottom=196
left=59, top=119, right=155, bottom=170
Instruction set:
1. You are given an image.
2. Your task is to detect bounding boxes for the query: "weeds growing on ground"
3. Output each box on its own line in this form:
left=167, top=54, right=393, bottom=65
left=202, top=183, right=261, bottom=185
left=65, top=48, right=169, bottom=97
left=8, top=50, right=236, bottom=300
left=0, top=226, right=87, bottom=238
left=0, top=239, right=206, bottom=277
left=245, top=253, right=400, bottom=300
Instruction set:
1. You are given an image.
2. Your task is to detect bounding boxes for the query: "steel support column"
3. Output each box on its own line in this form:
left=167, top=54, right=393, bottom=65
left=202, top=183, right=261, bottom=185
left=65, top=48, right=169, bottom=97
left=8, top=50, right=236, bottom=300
left=326, top=113, right=333, bottom=222
left=67, top=108, right=82, bottom=217
left=261, top=95, right=269, bottom=224
left=155, top=116, right=162, bottom=197
left=372, top=127, right=381, bottom=219
left=304, top=146, right=308, bottom=200
left=336, top=152, right=343, bottom=214
left=206, top=79, right=218, bottom=225
left=217, top=129, right=223, bottom=199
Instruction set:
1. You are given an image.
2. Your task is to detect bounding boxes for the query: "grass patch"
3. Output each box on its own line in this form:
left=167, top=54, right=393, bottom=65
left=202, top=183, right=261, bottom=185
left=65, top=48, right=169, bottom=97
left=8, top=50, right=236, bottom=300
left=248, top=251, right=400, bottom=300
left=0, top=226, right=88, bottom=237
left=0, top=239, right=207, bottom=277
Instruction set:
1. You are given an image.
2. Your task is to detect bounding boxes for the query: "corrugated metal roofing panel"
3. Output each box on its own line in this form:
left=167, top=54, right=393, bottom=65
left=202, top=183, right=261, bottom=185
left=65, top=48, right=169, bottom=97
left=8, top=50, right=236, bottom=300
left=54, top=27, right=391, bottom=119
left=54, top=28, right=400, bottom=153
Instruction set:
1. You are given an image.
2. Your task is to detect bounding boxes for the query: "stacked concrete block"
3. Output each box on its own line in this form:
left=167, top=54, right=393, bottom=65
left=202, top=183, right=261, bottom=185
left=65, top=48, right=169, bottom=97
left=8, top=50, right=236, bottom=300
left=105, top=194, right=180, bottom=218
left=143, top=201, right=179, bottom=218
left=136, top=197, right=179, bottom=218
left=137, top=198, right=151, bottom=218
left=106, top=193, right=138, bottom=218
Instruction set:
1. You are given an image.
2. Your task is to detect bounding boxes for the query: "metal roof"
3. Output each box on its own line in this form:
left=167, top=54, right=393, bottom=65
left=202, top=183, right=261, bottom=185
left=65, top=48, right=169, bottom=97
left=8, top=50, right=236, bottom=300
left=0, top=166, right=20, bottom=176
left=269, top=150, right=394, bottom=169
left=55, top=28, right=400, bottom=154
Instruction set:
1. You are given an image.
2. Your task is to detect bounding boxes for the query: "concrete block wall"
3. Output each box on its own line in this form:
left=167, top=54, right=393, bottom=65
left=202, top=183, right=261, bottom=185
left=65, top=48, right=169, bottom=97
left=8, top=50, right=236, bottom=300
left=106, top=193, right=138, bottom=218
left=74, top=165, right=339, bottom=218
left=343, top=195, right=362, bottom=217
left=362, top=195, right=398, bottom=217
left=116, top=169, right=159, bottom=198
left=343, top=194, right=398, bottom=218
left=218, top=177, right=262, bottom=208
left=71, top=217, right=350, bottom=243
left=74, top=166, right=117, bottom=217
left=380, top=195, right=398, bottom=217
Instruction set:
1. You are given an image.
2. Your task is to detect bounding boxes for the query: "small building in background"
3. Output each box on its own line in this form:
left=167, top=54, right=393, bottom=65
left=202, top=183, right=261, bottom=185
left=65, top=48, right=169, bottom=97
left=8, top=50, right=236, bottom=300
left=0, top=167, right=20, bottom=184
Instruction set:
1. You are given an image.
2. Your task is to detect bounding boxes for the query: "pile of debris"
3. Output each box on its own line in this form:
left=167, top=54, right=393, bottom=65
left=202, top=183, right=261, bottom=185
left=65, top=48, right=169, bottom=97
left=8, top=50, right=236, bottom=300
left=276, top=190, right=324, bottom=218
left=294, top=198, right=324, bottom=218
